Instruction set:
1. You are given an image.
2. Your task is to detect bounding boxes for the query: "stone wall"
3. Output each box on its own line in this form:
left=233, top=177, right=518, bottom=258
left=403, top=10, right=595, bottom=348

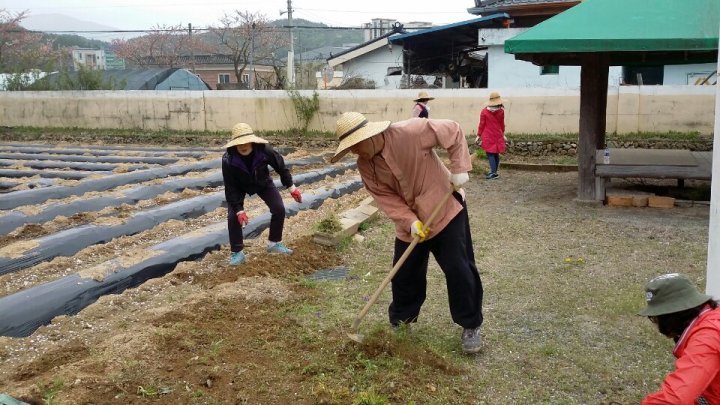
left=506, top=139, right=713, bottom=157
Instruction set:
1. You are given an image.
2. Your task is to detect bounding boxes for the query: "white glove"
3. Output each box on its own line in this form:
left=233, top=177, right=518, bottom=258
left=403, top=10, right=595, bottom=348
left=456, top=187, right=466, bottom=202
left=410, top=220, right=427, bottom=242
left=450, top=172, right=469, bottom=190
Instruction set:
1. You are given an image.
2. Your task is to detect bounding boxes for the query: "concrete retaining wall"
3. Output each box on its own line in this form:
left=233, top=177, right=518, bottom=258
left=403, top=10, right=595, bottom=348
left=0, top=86, right=715, bottom=135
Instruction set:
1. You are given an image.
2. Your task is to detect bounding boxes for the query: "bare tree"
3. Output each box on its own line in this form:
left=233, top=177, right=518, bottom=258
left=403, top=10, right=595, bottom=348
left=210, top=11, right=287, bottom=86
left=111, top=24, right=210, bottom=68
left=0, top=9, right=61, bottom=72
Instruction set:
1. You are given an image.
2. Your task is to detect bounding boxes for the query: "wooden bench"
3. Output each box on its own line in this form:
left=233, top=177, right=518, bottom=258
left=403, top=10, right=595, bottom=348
left=595, top=148, right=712, bottom=200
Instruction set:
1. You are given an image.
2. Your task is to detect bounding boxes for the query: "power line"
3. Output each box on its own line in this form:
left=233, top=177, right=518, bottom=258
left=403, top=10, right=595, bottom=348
left=7, top=24, right=429, bottom=35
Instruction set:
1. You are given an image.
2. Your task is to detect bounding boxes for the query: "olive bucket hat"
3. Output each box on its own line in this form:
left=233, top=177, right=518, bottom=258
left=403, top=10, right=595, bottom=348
left=638, top=273, right=712, bottom=316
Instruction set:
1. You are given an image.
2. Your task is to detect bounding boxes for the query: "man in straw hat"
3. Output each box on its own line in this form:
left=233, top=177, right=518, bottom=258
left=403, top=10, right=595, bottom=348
left=638, top=273, right=720, bottom=403
left=222, top=123, right=303, bottom=265
left=412, top=91, right=434, bottom=118
left=332, top=112, right=484, bottom=353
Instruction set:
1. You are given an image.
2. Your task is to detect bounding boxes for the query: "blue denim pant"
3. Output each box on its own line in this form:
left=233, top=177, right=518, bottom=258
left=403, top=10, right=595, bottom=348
left=487, top=153, right=500, bottom=174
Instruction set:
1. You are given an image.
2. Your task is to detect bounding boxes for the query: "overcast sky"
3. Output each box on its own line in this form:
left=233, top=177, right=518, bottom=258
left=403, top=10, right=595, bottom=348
left=3, top=0, right=480, bottom=30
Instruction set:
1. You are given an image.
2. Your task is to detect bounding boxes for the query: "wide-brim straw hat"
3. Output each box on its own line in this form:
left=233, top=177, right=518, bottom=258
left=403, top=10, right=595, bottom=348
left=330, top=112, right=391, bottom=163
left=414, top=90, right=435, bottom=102
left=223, top=123, right=268, bottom=148
left=485, top=91, right=505, bottom=106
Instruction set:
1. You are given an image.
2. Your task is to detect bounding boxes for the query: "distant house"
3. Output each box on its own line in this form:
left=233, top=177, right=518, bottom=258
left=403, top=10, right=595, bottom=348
left=183, top=54, right=277, bottom=90
left=327, top=24, right=419, bottom=89
left=325, top=20, right=444, bottom=89
left=71, top=48, right=106, bottom=70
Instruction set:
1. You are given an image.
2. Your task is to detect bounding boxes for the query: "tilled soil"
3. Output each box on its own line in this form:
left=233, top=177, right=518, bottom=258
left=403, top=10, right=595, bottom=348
left=0, top=137, right=711, bottom=404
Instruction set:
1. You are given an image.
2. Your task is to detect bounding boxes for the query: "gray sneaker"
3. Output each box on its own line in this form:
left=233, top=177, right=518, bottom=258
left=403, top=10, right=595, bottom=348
left=462, top=327, right=482, bottom=354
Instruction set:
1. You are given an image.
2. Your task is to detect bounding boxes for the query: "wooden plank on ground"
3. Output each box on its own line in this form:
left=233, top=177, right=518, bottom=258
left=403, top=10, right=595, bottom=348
left=648, top=196, right=675, bottom=208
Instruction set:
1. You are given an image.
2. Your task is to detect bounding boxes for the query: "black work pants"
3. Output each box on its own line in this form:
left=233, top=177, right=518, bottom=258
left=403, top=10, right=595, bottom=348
left=388, top=193, right=483, bottom=329
left=227, top=186, right=285, bottom=252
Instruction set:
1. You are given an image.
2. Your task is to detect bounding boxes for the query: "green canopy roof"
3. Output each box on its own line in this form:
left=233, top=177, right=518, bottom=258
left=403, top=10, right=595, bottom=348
left=506, top=0, right=720, bottom=65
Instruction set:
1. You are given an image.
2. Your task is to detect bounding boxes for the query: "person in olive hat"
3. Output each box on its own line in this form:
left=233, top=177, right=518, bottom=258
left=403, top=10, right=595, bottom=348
left=639, top=273, right=719, bottom=404
left=222, top=123, right=303, bottom=265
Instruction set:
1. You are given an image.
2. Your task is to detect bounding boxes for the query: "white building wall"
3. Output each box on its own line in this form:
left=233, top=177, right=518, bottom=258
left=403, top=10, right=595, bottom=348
left=341, top=44, right=405, bottom=89
left=664, top=63, right=717, bottom=85
left=483, top=28, right=623, bottom=89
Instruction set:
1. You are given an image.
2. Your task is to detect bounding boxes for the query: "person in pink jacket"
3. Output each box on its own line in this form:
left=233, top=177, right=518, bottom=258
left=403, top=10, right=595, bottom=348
left=411, top=91, right=434, bottom=118
left=639, top=273, right=720, bottom=404
left=331, top=112, right=484, bottom=354
left=476, top=91, right=506, bottom=180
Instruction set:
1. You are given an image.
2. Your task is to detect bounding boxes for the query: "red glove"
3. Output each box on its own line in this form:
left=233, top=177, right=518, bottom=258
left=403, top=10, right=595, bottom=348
left=290, top=188, right=302, bottom=203
left=236, top=211, right=249, bottom=227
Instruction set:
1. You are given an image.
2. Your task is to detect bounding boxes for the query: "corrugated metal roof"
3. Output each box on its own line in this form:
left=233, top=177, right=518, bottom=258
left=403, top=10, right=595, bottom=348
left=390, top=13, right=509, bottom=43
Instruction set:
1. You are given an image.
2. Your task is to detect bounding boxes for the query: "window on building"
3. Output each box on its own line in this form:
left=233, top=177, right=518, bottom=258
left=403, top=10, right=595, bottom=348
left=540, top=65, right=559, bottom=75
left=241, top=73, right=249, bottom=83
left=387, top=66, right=402, bottom=76
left=622, top=66, right=663, bottom=85
left=218, top=74, right=230, bottom=84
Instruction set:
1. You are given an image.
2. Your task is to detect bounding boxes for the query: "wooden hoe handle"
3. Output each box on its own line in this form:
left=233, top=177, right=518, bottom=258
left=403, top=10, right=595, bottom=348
left=350, top=189, right=455, bottom=332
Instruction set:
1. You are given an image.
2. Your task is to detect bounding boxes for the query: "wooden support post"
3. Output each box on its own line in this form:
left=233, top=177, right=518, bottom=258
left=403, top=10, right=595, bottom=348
left=577, top=54, right=609, bottom=202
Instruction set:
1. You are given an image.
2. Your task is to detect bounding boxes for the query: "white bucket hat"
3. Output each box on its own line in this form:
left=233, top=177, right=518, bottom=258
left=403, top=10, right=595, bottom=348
left=331, top=112, right=391, bottom=163
left=223, top=123, right=269, bottom=149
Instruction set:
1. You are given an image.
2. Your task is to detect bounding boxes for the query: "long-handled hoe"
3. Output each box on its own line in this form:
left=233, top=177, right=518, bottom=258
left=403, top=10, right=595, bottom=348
left=347, top=189, right=454, bottom=343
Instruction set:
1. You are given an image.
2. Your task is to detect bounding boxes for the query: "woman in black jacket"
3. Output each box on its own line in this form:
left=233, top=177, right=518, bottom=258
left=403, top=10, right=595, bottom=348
left=222, top=123, right=302, bottom=265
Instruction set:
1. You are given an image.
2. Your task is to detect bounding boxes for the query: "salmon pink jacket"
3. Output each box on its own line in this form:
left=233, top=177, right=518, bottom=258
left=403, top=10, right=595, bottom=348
left=643, top=306, right=720, bottom=404
left=356, top=118, right=471, bottom=243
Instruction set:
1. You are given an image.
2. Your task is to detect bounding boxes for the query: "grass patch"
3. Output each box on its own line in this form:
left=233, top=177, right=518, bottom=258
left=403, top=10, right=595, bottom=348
left=316, top=215, right=343, bottom=233
left=39, top=377, right=64, bottom=405
left=279, top=179, right=707, bottom=404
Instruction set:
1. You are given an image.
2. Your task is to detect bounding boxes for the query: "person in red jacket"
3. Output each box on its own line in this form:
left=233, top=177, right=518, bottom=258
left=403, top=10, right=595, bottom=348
left=476, top=91, right=506, bottom=180
left=639, top=272, right=720, bottom=404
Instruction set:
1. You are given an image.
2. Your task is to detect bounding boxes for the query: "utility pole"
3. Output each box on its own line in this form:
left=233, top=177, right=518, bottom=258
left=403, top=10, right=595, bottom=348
left=286, top=0, right=295, bottom=87
left=188, top=23, right=195, bottom=73
left=249, top=22, right=256, bottom=90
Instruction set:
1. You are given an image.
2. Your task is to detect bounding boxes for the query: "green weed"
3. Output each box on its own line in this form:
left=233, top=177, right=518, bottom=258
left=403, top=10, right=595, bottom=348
left=40, top=377, right=64, bottom=405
